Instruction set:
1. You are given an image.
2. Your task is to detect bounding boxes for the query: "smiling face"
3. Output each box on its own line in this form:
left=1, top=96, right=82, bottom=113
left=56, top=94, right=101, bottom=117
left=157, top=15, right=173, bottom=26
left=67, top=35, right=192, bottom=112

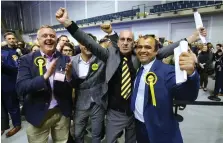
left=136, top=37, right=158, bottom=65
left=37, top=26, right=57, bottom=55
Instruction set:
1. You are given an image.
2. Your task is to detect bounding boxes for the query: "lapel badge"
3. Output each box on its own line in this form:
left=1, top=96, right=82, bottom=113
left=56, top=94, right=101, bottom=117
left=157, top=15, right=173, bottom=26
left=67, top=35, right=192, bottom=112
left=12, top=55, right=18, bottom=61
left=144, top=72, right=157, bottom=85
left=34, top=56, right=46, bottom=76
left=34, top=56, right=46, bottom=67
left=92, top=63, right=99, bottom=71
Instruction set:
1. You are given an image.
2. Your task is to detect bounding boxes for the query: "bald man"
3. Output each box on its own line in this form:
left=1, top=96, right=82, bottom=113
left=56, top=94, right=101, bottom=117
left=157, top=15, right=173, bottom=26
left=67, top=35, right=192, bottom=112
left=56, top=7, right=207, bottom=143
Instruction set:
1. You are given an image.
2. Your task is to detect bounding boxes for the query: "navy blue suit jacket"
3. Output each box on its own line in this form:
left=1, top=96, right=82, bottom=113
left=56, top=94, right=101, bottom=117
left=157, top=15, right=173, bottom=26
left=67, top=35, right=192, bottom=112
left=131, top=60, right=199, bottom=143
left=16, top=51, right=73, bottom=126
left=1, top=46, right=18, bottom=93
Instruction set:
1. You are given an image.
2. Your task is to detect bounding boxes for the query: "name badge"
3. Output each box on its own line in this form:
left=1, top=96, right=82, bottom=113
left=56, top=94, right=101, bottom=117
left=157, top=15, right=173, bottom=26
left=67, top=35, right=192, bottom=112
left=54, top=71, right=65, bottom=82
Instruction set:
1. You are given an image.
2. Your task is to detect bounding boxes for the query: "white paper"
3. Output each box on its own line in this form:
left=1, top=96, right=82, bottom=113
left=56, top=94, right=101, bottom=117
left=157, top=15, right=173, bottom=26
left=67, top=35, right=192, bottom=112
left=174, top=41, right=188, bottom=84
left=194, top=11, right=207, bottom=43
left=54, top=72, right=65, bottom=82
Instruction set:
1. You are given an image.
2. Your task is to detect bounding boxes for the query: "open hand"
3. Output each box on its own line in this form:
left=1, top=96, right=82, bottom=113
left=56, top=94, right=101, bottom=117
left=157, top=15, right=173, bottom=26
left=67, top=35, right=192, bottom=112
left=44, top=58, right=58, bottom=80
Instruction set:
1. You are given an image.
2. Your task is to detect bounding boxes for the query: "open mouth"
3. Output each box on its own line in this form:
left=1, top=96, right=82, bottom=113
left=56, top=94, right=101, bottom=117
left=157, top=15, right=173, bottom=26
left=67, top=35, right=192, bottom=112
left=45, top=40, right=54, bottom=46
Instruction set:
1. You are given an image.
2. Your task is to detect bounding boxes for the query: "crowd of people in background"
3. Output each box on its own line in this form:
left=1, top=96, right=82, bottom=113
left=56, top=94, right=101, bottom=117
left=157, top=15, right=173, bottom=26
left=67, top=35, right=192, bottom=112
left=1, top=7, right=223, bottom=143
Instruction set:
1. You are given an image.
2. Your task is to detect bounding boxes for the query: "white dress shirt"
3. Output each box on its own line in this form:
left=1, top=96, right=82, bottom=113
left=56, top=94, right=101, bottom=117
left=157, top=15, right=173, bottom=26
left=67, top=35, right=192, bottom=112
left=78, top=55, right=94, bottom=102
left=134, top=59, right=155, bottom=122
left=78, top=55, right=92, bottom=79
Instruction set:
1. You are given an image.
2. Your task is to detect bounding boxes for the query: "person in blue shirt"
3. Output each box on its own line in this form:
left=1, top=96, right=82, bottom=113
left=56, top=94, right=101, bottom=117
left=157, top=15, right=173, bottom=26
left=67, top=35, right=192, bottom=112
left=1, top=32, right=21, bottom=137
left=131, top=35, right=199, bottom=143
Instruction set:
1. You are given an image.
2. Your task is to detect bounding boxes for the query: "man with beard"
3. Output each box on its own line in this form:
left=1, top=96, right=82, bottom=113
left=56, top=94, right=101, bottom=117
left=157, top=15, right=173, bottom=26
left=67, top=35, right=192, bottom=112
left=1, top=32, right=21, bottom=137
left=16, top=25, right=73, bottom=143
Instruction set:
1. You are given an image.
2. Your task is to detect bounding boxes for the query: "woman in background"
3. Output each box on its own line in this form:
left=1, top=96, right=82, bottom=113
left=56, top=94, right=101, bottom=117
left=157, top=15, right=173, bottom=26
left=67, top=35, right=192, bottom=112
left=198, top=44, right=210, bottom=91
left=60, top=42, right=75, bottom=57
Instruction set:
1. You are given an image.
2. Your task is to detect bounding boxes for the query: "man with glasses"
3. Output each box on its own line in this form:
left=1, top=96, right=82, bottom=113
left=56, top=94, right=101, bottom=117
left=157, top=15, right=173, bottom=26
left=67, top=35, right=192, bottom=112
left=61, top=42, right=75, bottom=57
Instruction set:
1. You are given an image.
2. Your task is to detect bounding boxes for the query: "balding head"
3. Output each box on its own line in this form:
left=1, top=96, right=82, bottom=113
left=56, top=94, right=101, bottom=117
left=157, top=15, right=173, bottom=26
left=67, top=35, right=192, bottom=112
left=117, top=30, right=134, bottom=56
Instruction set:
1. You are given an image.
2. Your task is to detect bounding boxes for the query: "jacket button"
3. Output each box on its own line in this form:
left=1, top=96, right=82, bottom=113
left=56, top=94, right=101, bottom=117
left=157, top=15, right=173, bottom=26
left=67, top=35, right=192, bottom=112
left=45, top=103, right=49, bottom=105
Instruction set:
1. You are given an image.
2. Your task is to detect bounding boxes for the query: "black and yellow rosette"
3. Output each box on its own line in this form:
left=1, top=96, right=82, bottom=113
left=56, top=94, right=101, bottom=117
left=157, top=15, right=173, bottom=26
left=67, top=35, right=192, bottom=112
left=34, top=57, right=46, bottom=75
left=92, top=63, right=99, bottom=71
left=144, top=72, right=157, bottom=107
left=12, top=55, right=18, bottom=61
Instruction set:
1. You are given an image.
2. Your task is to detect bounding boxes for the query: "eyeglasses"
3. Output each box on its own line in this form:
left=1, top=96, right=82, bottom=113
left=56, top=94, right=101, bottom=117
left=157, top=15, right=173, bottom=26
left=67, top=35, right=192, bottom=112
left=63, top=49, right=73, bottom=52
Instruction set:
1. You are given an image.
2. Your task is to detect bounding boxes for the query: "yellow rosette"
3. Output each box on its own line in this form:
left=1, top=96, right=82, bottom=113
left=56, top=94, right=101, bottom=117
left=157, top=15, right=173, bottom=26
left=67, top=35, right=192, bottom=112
left=34, top=57, right=46, bottom=75
left=144, top=72, right=157, bottom=106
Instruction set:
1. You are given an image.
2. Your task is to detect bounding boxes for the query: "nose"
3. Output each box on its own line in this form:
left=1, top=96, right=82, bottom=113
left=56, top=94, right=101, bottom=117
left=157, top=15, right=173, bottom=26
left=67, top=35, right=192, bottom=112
left=46, top=35, right=53, bottom=40
left=123, top=39, right=128, bottom=45
left=140, top=47, right=147, bottom=53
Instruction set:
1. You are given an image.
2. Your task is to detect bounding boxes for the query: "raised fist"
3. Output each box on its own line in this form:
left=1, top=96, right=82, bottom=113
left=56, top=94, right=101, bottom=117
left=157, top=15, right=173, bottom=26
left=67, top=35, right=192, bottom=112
left=100, top=23, right=112, bottom=34
left=56, top=8, right=69, bottom=24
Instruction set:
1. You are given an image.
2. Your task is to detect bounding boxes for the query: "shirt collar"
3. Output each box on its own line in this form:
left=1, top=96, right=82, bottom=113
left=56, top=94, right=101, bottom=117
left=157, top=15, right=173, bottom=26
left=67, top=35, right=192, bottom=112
left=142, top=58, right=156, bottom=71
left=79, top=54, right=93, bottom=64
left=40, top=50, right=57, bottom=60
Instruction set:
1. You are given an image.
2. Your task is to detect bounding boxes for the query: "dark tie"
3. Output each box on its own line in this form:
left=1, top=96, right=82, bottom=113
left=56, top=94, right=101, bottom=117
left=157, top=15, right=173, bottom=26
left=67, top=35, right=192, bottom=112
left=131, top=66, right=144, bottom=110
left=121, top=57, right=131, bottom=100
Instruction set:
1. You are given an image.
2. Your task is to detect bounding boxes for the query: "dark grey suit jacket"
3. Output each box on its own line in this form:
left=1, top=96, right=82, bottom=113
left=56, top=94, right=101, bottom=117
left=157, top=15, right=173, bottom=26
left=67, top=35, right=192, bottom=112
left=70, top=54, right=107, bottom=109
left=66, top=21, right=181, bottom=84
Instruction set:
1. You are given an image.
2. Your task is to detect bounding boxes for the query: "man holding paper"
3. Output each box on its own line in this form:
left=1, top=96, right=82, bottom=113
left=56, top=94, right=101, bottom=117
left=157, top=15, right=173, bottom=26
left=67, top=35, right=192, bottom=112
left=131, top=35, right=199, bottom=143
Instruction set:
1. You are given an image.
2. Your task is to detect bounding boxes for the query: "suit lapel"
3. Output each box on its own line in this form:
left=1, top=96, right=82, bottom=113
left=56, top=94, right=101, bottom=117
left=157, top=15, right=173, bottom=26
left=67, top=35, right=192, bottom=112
left=131, top=54, right=140, bottom=70
left=72, top=54, right=80, bottom=76
left=86, top=55, right=96, bottom=79
left=54, top=51, right=62, bottom=71
left=107, top=50, right=120, bottom=82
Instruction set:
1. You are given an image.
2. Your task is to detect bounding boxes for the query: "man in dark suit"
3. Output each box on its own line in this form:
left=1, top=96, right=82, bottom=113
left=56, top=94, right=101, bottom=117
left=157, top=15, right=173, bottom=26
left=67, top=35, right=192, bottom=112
left=16, top=25, right=73, bottom=143
left=132, top=36, right=199, bottom=143
left=56, top=8, right=206, bottom=143
left=1, top=32, right=21, bottom=137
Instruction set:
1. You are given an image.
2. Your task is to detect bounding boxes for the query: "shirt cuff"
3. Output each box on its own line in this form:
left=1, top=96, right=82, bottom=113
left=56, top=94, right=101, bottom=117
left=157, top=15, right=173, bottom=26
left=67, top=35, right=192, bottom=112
left=108, top=31, right=115, bottom=36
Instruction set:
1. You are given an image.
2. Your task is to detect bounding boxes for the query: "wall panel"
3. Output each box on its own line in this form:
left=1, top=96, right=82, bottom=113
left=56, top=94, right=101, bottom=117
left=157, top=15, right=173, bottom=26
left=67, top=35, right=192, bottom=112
left=39, top=1, right=51, bottom=26
left=66, top=1, right=85, bottom=21
left=87, top=1, right=115, bottom=18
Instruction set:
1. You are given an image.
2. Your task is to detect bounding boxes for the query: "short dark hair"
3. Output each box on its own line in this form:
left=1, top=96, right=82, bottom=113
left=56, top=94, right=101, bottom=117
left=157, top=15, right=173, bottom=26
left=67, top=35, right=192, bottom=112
left=60, top=42, right=75, bottom=55
left=99, top=38, right=111, bottom=44
left=216, top=44, right=222, bottom=47
left=57, top=35, right=69, bottom=43
left=4, top=32, right=15, bottom=39
left=138, top=35, right=159, bottom=51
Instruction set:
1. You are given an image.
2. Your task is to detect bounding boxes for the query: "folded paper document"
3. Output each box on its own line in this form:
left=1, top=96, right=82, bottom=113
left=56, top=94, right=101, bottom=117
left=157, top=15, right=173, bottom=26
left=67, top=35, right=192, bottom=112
left=174, top=41, right=188, bottom=84
left=194, top=11, right=206, bottom=43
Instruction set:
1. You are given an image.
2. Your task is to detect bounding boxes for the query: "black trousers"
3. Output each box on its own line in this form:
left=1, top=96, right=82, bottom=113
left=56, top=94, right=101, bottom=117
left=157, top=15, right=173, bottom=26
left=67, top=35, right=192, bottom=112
left=214, top=70, right=223, bottom=96
left=135, top=119, right=150, bottom=143
left=200, top=70, right=208, bottom=88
